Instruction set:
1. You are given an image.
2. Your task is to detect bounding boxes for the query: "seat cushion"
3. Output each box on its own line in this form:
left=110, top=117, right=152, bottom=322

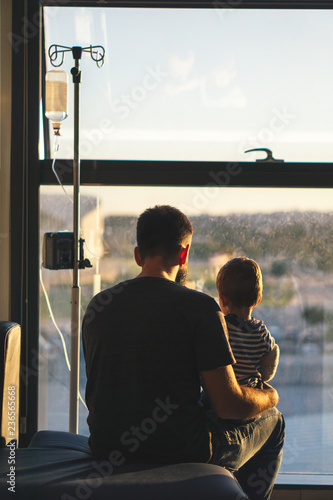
left=0, top=321, right=21, bottom=445
left=0, top=431, right=248, bottom=499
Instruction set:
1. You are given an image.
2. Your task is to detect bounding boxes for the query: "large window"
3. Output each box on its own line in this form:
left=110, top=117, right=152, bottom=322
left=40, top=185, right=333, bottom=477
left=39, top=4, right=333, bottom=484
left=43, top=7, right=333, bottom=162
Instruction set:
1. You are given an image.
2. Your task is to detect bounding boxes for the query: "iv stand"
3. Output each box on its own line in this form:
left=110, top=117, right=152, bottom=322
left=48, top=44, right=105, bottom=433
left=70, top=47, right=82, bottom=435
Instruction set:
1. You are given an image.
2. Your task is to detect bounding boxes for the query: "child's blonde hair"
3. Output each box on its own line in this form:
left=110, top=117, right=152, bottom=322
left=216, top=257, right=262, bottom=308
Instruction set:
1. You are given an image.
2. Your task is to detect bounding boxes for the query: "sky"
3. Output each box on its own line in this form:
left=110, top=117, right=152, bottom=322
left=42, top=7, right=333, bottom=215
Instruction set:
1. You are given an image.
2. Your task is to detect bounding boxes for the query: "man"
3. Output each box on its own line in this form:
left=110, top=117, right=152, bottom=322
left=83, top=205, right=284, bottom=500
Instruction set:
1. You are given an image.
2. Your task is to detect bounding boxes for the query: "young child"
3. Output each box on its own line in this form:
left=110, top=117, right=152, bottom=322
left=216, top=256, right=279, bottom=388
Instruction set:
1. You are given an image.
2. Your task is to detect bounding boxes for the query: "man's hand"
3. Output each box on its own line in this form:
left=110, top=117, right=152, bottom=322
left=261, top=381, right=279, bottom=400
left=201, top=365, right=279, bottom=421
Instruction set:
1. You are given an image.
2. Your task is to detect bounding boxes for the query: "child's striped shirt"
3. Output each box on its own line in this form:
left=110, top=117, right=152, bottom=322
left=225, top=313, right=275, bottom=385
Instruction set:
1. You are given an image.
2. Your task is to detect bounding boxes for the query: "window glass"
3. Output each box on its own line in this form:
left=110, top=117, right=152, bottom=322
left=39, top=184, right=333, bottom=475
left=43, top=7, right=333, bottom=162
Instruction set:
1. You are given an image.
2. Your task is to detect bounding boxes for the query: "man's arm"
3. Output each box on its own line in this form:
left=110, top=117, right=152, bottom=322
left=201, top=364, right=279, bottom=421
left=260, top=344, right=280, bottom=382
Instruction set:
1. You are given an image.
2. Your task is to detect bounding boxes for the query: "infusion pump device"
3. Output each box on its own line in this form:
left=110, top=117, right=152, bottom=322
left=42, top=232, right=92, bottom=270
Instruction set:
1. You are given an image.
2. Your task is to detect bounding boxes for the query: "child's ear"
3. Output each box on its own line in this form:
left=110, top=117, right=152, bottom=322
left=219, top=294, right=228, bottom=309
left=256, top=292, right=262, bottom=306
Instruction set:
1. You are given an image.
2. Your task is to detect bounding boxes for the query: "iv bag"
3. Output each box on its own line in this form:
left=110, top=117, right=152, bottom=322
left=45, top=70, right=68, bottom=123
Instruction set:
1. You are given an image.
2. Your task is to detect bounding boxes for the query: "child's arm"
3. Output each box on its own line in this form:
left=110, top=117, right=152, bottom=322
left=259, top=344, right=280, bottom=382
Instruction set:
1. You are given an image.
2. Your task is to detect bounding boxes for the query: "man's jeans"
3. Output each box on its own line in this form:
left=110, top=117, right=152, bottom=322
left=207, top=407, right=285, bottom=500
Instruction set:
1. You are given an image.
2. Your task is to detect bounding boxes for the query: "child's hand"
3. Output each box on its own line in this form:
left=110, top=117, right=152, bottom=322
left=260, top=344, right=280, bottom=381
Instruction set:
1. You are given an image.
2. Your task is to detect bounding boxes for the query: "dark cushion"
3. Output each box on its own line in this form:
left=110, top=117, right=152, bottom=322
left=0, top=430, right=249, bottom=500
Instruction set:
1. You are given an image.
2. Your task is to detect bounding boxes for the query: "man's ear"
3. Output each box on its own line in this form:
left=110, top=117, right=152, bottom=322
left=179, top=244, right=190, bottom=265
left=134, top=247, right=142, bottom=267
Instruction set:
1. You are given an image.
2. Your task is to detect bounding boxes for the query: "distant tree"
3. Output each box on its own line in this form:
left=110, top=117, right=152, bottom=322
left=271, top=260, right=289, bottom=277
left=324, top=313, right=333, bottom=342
left=315, top=246, right=333, bottom=272
left=261, top=282, right=295, bottom=307
left=190, top=241, right=221, bottom=259
left=302, top=306, right=324, bottom=325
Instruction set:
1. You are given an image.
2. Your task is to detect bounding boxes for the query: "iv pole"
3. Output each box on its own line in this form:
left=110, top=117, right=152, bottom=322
left=48, top=44, right=105, bottom=433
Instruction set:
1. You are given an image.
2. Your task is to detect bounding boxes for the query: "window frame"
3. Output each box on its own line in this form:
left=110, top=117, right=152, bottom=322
left=41, top=159, right=333, bottom=188
left=41, top=0, right=333, bottom=9
left=12, top=0, right=333, bottom=478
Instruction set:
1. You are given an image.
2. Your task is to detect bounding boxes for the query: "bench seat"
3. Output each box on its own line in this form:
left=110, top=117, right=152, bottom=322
left=0, top=430, right=248, bottom=499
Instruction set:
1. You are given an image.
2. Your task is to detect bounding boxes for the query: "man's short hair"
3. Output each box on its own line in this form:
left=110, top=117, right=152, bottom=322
left=136, top=205, right=193, bottom=262
left=216, top=257, right=262, bottom=308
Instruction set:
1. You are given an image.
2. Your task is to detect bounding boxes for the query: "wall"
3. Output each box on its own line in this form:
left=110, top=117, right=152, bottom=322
left=272, top=488, right=333, bottom=499
left=0, top=0, right=12, bottom=320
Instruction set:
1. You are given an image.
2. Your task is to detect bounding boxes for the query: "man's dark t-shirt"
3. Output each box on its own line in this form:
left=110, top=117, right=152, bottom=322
left=82, top=277, right=235, bottom=464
